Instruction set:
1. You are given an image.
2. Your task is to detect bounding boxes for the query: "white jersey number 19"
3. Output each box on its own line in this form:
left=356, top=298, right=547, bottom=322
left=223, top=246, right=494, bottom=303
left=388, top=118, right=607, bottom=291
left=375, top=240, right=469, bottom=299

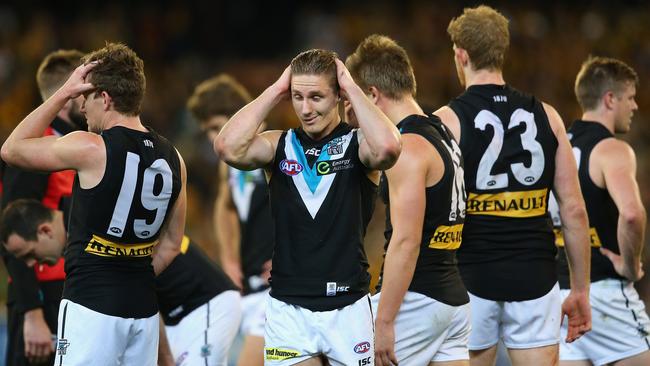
left=108, top=152, right=173, bottom=239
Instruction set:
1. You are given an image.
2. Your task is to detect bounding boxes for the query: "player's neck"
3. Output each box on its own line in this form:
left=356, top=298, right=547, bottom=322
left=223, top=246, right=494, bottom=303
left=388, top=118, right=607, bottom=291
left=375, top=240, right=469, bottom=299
left=581, top=111, right=615, bottom=134
left=104, top=112, right=148, bottom=132
left=382, top=97, right=425, bottom=125
left=464, top=68, right=505, bottom=88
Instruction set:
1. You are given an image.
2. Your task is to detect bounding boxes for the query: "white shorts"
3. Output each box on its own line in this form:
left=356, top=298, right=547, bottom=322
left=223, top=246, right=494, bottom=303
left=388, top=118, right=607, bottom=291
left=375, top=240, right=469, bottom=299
left=240, top=289, right=270, bottom=337
left=371, top=291, right=470, bottom=365
left=264, top=295, right=374, bottom=366
left=560, top=279, right=650, bottom=365
left=55, top=299, right=159, bottom=366
left=468, top=283, right=561, bottom=350
left=165, top=290, right=242, bottom=366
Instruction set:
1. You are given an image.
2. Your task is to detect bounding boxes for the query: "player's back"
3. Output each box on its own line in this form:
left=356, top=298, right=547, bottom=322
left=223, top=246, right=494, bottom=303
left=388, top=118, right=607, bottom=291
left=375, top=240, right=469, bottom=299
left=555, top=120, right=621, bottom=289
left=378, top=114, right=469, bottom=306
left=64, top=126, right=182, bottom=318
left=449, top=84, right=558, bottom=301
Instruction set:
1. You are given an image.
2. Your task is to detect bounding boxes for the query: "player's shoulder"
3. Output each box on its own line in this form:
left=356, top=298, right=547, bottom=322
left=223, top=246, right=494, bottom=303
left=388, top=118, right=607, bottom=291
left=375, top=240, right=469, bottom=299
left=593, top=137, right=635, bottom=162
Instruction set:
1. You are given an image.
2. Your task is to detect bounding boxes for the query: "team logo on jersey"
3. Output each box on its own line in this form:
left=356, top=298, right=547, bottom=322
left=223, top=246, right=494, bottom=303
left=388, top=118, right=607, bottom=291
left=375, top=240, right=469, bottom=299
left=280, top=159, right=303, bottom=176
left=57, top=338, right=70, bottom=355
left=265, top=348, right=301, bottom=361
left=316, top=158, right=354, bottom=176
left=354, top=341, right=371, bottom=354
left=325, top=137, right=344, bottom=155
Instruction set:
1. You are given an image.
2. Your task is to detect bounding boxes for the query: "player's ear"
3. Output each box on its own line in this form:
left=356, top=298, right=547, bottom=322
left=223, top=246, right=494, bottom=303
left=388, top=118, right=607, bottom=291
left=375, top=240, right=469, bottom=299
left=101, top=91, right=112, bottom=111
left=454, top=46, right=469, bottom=67
left=368, top=86, right=380, bottom=104
left=37, top=221, right=54, bottom=239
left=603, top=91, right=616, bottom=110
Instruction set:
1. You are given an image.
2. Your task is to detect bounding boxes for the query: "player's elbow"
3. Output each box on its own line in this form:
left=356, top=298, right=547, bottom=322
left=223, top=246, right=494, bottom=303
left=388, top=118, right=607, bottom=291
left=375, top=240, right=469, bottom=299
left=620, top=206, right=646, bottom=229
left=1, top=141, right=16, bottom=164
left=373, top=139, right=402, bottom=170
left=214, top=135, right=240, bottom=164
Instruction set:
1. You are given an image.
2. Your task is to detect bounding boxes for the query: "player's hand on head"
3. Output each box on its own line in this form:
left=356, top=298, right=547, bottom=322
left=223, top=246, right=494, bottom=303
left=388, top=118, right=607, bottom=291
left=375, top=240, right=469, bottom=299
left=272, top=66, right=292, bottom=100
left=561, top=290, right=591, bottom=343
left=60, top=61, right=99, bottom=99
left=23, top=309, right=55, bottom=364
left=334, top=59, right=355, bottom=97
left=600, top=247, right=644, bottom=281
left=374, top=322, right=398, bottom=366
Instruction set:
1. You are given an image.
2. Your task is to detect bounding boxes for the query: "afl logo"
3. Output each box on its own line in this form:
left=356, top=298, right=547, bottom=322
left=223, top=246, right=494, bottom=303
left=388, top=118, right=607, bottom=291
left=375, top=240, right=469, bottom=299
left=109, top=227, right=122, bottom=234
left=354, top=341, right=371, bottom=354
left=524, top=176, right=535, bottom=183
left=280, top=159, right=303, bottom=176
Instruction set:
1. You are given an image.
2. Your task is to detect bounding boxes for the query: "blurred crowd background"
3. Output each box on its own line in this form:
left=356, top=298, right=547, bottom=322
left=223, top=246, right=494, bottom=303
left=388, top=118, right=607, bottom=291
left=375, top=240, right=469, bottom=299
left=0, top=0, right=649, bottom=353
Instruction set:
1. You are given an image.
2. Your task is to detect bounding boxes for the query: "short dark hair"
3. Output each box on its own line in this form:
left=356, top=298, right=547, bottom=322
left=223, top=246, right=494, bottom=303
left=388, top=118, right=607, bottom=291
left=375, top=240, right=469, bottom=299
left=345, top=34, right=416, bottom=100
left=290, top=49, right=339, bottom=93
left=187, top=74, right=252, bottom=123
left=82, top=42, right=146, bottom=116
left=36, top=49, right=85, bottom=100
left=0, top=199, right=53, bottom=244
left=574, top=56, right=639, bottom=111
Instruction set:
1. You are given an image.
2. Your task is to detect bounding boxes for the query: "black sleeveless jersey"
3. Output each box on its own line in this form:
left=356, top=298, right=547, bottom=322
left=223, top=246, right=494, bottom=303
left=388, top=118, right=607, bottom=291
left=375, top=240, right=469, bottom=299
left=268, top=123, right=375, bottom=311
left=449, top=84, right=558, bottom=301
left=553, top=120, right=622, bottom=288
left=227, top=167, right=274, bottom=294
left=156, top=236, right=237, bottom=325
left=377, top=115, right=469, bottom=306
left=64, top=126, right=182, bottom=318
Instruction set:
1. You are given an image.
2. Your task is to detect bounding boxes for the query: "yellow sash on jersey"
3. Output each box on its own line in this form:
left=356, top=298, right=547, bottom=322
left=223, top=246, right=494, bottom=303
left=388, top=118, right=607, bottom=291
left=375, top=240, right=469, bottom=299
left=84, top=234, right=157, bottom=257
left=429, top=224, right=463, bottom=250
left=467, top=188, right=548, bottom=218
left=554, top=227, right=602, bottom=248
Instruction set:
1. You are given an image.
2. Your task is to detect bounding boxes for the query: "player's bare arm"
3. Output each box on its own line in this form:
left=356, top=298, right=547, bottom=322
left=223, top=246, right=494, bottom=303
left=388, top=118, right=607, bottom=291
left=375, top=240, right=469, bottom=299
left=375, top=135, right=435, bottom=366
left=214, top=67, right=289, bottom=171
left=215, top=161, right=244, bottom=289
left=433, top=106, right=462, bottom=143
left=593, top=139, right=647, bottom=281
left=1, top=62, right=102, bottom=176
left=152, top=150, right=187, bottom=275
left=545, top=102, right=592, bottom=342
left=335, top=59, right=401, bottom=170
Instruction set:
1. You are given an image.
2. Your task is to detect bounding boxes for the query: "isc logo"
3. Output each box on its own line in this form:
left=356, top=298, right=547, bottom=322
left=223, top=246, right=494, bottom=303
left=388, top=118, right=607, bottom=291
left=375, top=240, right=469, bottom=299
left=280, top=159, right=303, bottom=176
left=354, top=341, right=371, bottom=354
